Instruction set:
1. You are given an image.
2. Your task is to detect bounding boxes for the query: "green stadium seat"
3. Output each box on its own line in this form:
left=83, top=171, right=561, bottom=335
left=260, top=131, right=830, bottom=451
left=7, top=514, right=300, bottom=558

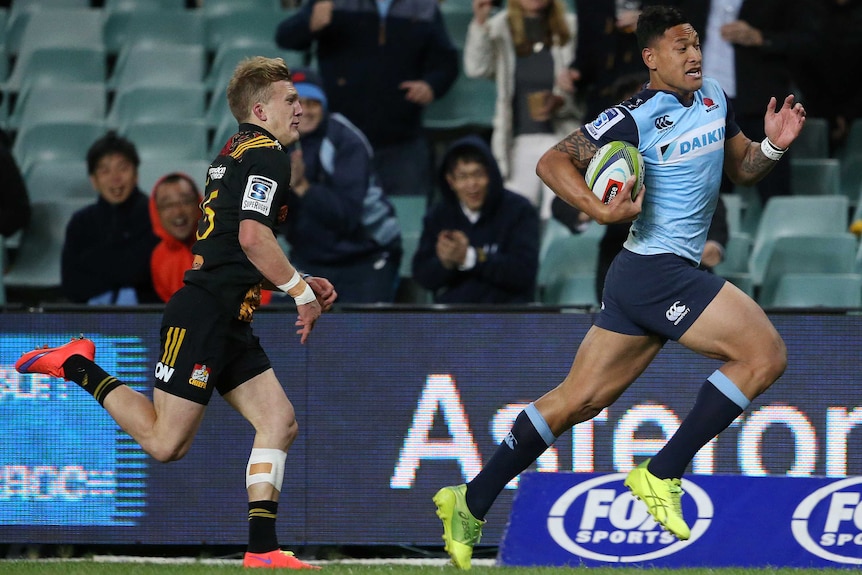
left=424, top=73, right=495, bottom=131
left=120, top=119, right=210, bottom=162
left=23, top=160, right=92, bottom=203
left=758, top=233, right=858, bottom=307
left=537, top=233, right=599, bottom=305
left=791, top=116, right=829, bottom=159
left=790, top=158, right=841, bottom=196
left=10, top=82, right=106, bottom=132
left=103, top=10, right=205, bottom=55
left=12, top=120, right=106, bottom=172
left=770, top=273, right=862, bottom=309
left=109, top=44, right=207, bottom=91
left=108, top=85, right=208, bottom=131
left=4, top=46, right=106, bottom=95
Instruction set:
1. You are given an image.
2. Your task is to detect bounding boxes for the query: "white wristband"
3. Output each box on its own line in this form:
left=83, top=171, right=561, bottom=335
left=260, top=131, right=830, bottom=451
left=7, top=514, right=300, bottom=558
left=760, top=137, right=786, bottom=161
left=293, top=283, right=317, bottom=306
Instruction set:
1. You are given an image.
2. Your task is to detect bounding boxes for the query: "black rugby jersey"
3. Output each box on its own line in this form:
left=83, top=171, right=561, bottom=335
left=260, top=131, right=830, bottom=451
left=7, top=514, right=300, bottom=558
left=185, top=123, right=291, bottom=320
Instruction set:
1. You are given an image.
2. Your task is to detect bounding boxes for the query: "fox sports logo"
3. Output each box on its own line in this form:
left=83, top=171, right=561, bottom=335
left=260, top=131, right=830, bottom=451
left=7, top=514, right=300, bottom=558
left=547, top=473, right=712, bottom=562
left=792, top=477, right=862, bottom=565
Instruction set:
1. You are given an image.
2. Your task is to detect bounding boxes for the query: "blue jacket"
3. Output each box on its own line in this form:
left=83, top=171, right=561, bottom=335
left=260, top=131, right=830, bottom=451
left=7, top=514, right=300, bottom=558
left=281, top=113, right=401, bottom=265
left=275, top=0, right=459, bottom=147
left=412, top=136, right=539, bottom=304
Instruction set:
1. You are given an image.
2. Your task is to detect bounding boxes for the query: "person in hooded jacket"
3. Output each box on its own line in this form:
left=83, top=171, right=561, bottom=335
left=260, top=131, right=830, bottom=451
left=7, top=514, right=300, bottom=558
left=61, top=132, right=159, bottom=304
left=280, top=68, right=402, bottom=304
left=412, top=135, right=539, bottom=304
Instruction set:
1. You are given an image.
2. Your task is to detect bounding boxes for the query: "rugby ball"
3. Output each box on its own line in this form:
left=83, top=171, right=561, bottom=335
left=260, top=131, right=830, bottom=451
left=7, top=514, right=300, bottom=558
left=584, top=141, right=644, bottom=204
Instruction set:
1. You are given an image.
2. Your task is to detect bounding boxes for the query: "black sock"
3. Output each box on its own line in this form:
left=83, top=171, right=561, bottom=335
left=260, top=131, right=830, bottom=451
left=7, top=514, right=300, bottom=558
left=63, top=355, right=123, bottom=406
left=247, top=500, right=279, bottom=554
left=465, top=406, right=555, bottom=520
left=649, top=378, right=745, bottom=479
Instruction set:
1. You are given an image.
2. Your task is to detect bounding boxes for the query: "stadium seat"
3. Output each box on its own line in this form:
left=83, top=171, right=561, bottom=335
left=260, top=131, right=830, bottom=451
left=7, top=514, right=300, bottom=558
left=3, top=198, right=90, bottom=290
left=24, top=159, right=93, bottom=203
left=202, top=0, right=283, bottom=14
left=770, top=273, right=862, bottom=309
left=748, top=195, right=849, bottom=286
left=712, top=231, right=752, bottom=277
left=757, top=233, right=858, bottom=307
left=204, top=10, right=286, bottom=52
left=12, top=120, right=107, bottom=172
left=790, top=158, right=841, bottom=197
left=720, top=193, right=744, bottom=235
left=107, top=85, right=208, bottom=131
left=441, top=8, right=472, bottom=50
left=838, top=118, right=862, bottom=166
left=209, top=115, right=238, bottom=158
left=137, top=158, right=211, bottom=195
left=537, top=233, right=600, bottom=306
left=8, top=8, right=102, bottom=56
left=539, top=217, right=572, bottom=264
left=121, top=119, right=210, bottom=162
left=4, top=45, right=106, bottom=95
left=206, top=43, right=312, bottom=94
left=840, top=152, right=862, bottom=209
left=103, top=10, right=205, bottom=55
left=104, top=0, right=186, bottom=11
left=9, top=82, right=107, bottom=131
left=424, top=73, right=495, bottom=131
left=791, top=117, right=829, bottom=160
left=389, top=195, right=429, bottom=278
left=109, top=44, right=207, bottom=91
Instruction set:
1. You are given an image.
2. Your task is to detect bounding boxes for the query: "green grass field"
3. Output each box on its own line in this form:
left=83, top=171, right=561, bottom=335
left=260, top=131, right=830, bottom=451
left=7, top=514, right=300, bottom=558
left=0, top=562, right=855, bottom=575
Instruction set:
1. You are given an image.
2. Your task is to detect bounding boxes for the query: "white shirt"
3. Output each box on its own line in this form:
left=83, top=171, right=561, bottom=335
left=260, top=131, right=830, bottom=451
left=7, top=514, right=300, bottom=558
left=702, top=0, right=742, bottom=98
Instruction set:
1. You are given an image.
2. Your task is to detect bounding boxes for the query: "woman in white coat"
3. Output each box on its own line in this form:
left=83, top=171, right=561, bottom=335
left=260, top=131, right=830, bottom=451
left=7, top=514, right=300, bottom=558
left=463, top=0, right=581, bottom=222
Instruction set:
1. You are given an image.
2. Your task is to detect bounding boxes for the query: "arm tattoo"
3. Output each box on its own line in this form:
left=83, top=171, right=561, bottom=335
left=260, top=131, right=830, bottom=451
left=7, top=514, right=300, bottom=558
left=739, top=141, right=777, bottom=180
left=553, top=130, right=599, bottom=171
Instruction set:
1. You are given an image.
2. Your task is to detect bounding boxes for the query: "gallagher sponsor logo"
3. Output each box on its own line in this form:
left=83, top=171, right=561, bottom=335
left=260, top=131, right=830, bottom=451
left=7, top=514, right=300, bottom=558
left=792, top=477, right=862, bottom=565
left=546, top=473, right=713, bottom=562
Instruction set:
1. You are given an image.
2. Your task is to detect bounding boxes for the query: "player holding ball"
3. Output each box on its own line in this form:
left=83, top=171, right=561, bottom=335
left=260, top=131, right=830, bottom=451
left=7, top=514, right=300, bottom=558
left=434, top=5, right=806, bottom=569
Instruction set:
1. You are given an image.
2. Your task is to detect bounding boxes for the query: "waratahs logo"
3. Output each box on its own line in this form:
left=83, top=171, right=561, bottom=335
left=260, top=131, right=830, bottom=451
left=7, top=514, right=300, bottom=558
left=546, top=473, right=713, bottom=562
left=792, top=477, right=862, bottom=565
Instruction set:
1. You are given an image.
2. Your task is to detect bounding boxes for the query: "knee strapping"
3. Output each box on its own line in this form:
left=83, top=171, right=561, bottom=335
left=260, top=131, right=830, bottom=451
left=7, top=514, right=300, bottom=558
left=246, top=448, right=287, bottom=491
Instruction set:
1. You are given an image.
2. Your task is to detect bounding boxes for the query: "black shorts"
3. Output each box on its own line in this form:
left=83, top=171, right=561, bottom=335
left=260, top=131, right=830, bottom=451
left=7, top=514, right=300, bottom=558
left=595, top=249, right=726, bottom=340
left=153, top=286, right=271, bottom=405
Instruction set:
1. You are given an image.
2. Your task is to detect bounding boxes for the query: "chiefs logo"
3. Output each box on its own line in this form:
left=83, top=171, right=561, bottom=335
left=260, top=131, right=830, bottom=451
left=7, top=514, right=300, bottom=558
left=278, top=205, right=288, bottom=223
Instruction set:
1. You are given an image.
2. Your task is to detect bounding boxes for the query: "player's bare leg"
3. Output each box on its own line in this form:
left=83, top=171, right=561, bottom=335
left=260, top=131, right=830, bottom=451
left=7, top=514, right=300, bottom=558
left=101, top=388, right=206, bottom=462
left=224, top=369, right=319, bottom=570
left=627, top=281, right=786, bottom=539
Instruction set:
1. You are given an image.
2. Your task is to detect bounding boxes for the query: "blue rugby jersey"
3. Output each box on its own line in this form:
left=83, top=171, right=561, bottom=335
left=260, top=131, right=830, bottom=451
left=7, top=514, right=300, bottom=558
left=583, top=78, right=740, bottom=264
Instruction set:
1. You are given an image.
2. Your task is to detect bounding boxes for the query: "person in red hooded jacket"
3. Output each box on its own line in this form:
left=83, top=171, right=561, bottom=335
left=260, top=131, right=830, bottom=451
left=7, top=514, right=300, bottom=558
left=148, top=172, right=273, bottom=304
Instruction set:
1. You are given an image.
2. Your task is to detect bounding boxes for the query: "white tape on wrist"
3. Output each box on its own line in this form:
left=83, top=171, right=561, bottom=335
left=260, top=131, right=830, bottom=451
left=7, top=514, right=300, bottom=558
left=760, top=137, right=786, bottom=161
left=294, top=282, right=317, bottom=306
left=276, top=270, right=301, bottom=294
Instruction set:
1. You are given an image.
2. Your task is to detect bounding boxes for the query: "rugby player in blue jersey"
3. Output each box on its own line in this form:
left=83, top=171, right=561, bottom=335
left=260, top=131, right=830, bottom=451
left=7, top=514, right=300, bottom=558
left=433, top=5, right=806, bottom=568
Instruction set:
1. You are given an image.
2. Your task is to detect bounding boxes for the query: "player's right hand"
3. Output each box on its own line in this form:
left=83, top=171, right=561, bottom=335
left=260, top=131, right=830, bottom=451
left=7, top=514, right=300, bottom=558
left=604, top=175, right=644, bottom=224
left=295, top=299, right=322, bottom=344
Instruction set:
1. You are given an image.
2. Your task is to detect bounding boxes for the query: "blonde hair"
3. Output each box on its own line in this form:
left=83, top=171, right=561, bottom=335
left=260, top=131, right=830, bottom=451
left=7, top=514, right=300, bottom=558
left=226, top=56, right=293, bottom=122
left=507, top=0, right=571, bottom=57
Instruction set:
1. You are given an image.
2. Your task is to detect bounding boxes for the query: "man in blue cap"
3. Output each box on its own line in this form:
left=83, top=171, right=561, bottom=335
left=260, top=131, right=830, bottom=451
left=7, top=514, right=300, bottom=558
left=280, top=68, right=403, bottom=304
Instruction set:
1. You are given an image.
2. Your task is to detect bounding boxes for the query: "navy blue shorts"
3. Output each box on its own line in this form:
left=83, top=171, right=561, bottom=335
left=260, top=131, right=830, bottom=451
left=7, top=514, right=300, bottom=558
left=154, top=285, right=272, bottom=405
left=595, top=249, right=726, bottom=340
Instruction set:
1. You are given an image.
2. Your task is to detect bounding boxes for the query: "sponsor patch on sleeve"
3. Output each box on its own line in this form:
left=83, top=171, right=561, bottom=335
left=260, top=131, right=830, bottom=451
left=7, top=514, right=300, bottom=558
left=585, top=107, right=625, bottom=140
left=241, top=175, right=278, bottom=216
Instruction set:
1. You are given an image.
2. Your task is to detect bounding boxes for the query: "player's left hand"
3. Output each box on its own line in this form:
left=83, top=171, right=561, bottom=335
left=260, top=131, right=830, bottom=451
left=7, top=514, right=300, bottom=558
left=764, top=94, right=806, bottom=149
left=400, top=80, right=434, bottom=105
left=306, top=275, right=337, bottom=312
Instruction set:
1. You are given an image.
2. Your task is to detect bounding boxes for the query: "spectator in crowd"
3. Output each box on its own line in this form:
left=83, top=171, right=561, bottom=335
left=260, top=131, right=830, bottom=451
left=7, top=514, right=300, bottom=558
left=790, top=0, right=862, bottom=154
left=670, top=0, right=819, bottom=205
left=412, top=135, right=539, bottom=304
left=463, top=0, right=582, bottom=222
left=61, top=132, right=159, bottom=305
left=562, top=0, right=655, bottom=121
left=149, top=173, right=276, bottom=305
left=0, top=127, right=31, bottom=255
left=274, top=0, right=459, bottom=200
left=280, top=68, right=402, bottom=304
